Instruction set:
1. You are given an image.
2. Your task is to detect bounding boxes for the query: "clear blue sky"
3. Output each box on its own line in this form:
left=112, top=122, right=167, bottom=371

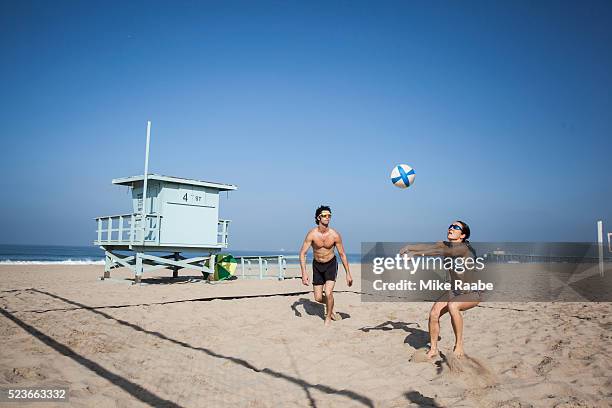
left=1, top=0, right=610, bottom=252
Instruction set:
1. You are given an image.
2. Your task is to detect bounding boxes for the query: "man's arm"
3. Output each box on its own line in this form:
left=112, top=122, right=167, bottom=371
left=335, top=232, right=353, bottom=287
left=299, top=231, right=313, bottom=286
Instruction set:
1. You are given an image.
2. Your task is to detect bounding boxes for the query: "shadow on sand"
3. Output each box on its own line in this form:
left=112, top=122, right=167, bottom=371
left=0, top=307, right=182, bottom=408
left=359, top=320, right=430, bottom=349
left=290, top=298, right=351, bottom=320
left=130, top=275, right=209, bottom=285
left=12, top=289, right=371, bottom=408
left=404, top=390, right=443, bottom=407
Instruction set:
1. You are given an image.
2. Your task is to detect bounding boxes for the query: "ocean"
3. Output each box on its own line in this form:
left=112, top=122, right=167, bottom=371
left=0, top=243, right=605, bottom=265
left=0, top=245, right=106, bottom=265
left=0, top=245, right=363, bottom=265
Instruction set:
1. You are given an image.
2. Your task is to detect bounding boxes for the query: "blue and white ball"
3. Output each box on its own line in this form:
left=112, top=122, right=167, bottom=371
left=390, top=164, right=416, bottom=189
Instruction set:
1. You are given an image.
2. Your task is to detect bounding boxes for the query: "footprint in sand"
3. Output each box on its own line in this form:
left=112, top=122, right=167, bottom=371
left=4, top=367, right=47, bottom=383
left=552, top=397, right=592, bottom=408
left=443, top=353, right=497, bottom=390
left=568, top=348, right=594, bottom=361
left=550, top=339, right=569, bottom=352
left=534, top=356, right=556, bottom=376
left=409, top=348, right=436, bottom=363
left=494, top=399, right=534, bottom=408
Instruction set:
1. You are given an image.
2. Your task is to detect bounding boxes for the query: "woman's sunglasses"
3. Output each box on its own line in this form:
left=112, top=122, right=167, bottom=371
left=448, top=224, right=463, bottom=231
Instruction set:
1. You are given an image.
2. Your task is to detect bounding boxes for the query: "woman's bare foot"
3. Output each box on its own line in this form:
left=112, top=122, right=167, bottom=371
left=324, top=318, right=332, bottom=326
left=453, top=345, right=465, bottom=358
left=425, top=347, right=439, bottom=359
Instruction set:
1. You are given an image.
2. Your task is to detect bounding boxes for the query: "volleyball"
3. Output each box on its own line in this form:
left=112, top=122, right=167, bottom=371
left=390, top=164, right=416, bottom=189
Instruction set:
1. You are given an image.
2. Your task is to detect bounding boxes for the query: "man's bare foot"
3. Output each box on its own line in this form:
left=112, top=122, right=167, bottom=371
left=453, top=345, right=465, bottom=358
left=425, top=347, right=439, bottom=359
left=324, top=318, right=332, bottom=326
left=324, top=306, right=341, bottom=321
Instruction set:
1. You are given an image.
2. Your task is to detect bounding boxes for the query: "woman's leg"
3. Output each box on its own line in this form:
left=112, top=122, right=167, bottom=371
left=427, top=293, right=451, bottom=358
left=447, top=293, right=480, bottom=357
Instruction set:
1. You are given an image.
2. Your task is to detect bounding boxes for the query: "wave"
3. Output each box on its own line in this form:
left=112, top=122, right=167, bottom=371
left=0, top=259, right=105, bottom=265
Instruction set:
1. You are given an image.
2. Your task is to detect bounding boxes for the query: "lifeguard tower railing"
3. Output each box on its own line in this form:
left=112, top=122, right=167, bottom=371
left=94, top=213, right=302, bottom=282
left=234, top=255, right=301, bottom=280
left=94, top=213, right=231, bottom=247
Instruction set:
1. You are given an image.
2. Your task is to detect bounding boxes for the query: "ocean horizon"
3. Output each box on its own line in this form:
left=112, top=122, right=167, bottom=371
left=0, top=243, right=606, bottom=266
left=0, top=244, right=364, bottom=265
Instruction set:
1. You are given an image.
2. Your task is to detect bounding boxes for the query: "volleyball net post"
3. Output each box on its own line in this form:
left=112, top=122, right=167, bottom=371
left=597, top=220, right=604, bottom=277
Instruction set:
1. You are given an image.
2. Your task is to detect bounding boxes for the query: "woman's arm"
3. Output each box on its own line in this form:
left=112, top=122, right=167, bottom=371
left=399, top=241, right=447, bottom=256
left=400, top=242, right=471, bottom=257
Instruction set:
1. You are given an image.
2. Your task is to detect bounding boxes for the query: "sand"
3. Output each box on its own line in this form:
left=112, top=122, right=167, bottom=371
left=0, top=264, right=611, bottom=407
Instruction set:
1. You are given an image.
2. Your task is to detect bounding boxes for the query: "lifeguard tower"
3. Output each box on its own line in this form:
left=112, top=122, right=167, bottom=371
left=94, top=174, right=237, bottom=283
left=94, top=122, right=298, bottom=283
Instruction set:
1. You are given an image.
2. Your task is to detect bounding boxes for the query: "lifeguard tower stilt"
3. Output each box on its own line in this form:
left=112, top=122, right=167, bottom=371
left=93, top=121, right=237, bottom=284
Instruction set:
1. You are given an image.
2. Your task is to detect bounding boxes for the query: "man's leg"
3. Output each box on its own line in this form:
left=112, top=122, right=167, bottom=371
left=323, top=280, right=336, bottom=326
left=313, top=285, right=324, bottom=304
left=427, top=300, right=448, bottom=358
left=447, top=293, right=480, bottom=357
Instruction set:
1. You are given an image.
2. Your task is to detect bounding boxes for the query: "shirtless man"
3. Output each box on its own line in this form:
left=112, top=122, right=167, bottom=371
left=299, top=206, right=353, bottom=326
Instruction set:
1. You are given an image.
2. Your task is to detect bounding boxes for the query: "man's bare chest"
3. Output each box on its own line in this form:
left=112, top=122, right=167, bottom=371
left=312, top=234, right=336, bottom=249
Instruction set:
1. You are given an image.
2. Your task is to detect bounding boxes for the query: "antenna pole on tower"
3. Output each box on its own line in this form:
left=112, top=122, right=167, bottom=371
left=598, top=220, right=604, bottom=277
left=142, top=121, right=151, bottom=244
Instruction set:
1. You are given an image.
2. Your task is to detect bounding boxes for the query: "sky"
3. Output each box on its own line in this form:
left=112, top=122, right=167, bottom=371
left=0, top=0, right=611, bottom=252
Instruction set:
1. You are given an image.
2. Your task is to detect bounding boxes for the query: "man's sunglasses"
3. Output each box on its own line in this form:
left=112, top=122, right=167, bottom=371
left=319, top=214, right=331, bottom=218
left=448, top=224, right=463, bottom=231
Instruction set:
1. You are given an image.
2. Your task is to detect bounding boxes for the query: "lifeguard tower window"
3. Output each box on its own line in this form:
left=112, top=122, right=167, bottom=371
left=94, top=174, right=237, bottom=283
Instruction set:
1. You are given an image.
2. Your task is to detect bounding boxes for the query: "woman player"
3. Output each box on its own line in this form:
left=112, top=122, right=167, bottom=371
left=400, top=221, right=480, bottom=358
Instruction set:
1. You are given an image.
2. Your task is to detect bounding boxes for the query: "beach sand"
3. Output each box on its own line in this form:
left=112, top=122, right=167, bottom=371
left=0, top=264, right=610, bottom=407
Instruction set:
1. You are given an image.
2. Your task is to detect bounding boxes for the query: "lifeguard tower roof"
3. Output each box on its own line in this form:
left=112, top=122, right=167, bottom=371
left=112, top=174, right=237, bottom=191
